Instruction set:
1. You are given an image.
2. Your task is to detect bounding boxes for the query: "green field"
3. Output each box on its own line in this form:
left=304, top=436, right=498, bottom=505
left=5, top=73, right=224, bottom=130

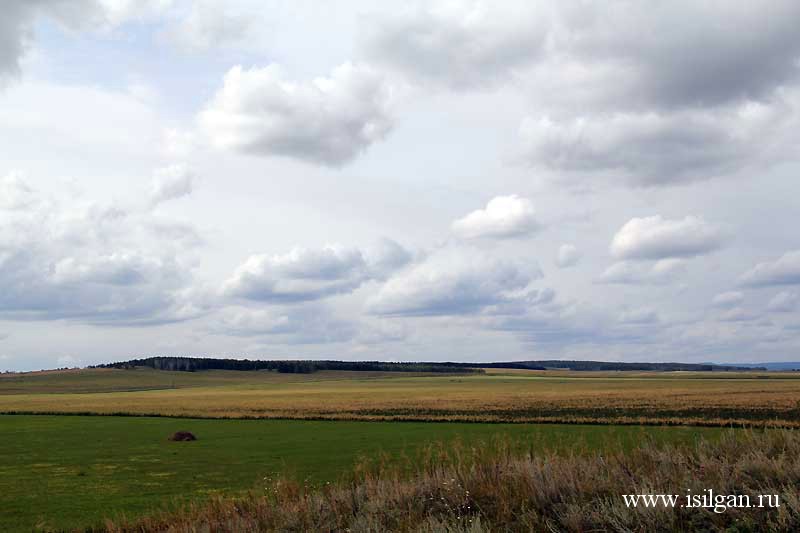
left=0, top=415, right=723, bottom=532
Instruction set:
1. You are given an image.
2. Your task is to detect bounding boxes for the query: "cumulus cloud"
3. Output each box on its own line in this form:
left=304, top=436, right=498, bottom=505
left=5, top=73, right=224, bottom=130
left=739, top=251, right=800, bottom=287
left=364, top=4, right=783, bottom=191
left=519, top=102, right=789, bottom=185
left=360, top=1, right=547, bottom=89
left=555, top=244, right=580, bottom=268
left=150, top=164, right=194, bottom=206
left=712, top=291, right=744, bottom=309
left=362, top=1, right=800, bottom=106
left=199, top=62, right=394, bottom=166
left=0, top=172, right=205, bottom=325
left=598, top=259, right=686, bottom=286
left=610, top=215, right=723, bottom=260
left=452, top=195, right=540, bottom=240
left=367, top=246, right=540, bottom=316
left=768, top=291, right=799, bottom=313
left=223, top=245, right=371, bottom=303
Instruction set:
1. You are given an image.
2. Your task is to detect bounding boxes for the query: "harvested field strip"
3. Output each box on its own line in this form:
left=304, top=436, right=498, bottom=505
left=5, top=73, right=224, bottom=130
left=3, top=370, right=800, bottom=426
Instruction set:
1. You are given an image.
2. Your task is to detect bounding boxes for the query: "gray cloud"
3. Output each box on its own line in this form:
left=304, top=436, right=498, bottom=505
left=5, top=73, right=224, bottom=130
left=223, top=245, right=371, bottom=303
left=0, top=1, right=31, bottom=81
left=712, top=291, right=744, bottom=309
left=367, top=245, right=541, bottom=316
left=552, top=1, right=800, bottom=110
left=718, top=306, right=760, bottom=323
left=0, top=0, right=174, bottom=83
left=485, top=303, right=656, bottom=352
left=619, top=307, right=659, bottom=325
left=365, top=238, right=414, bottom=280
left=610, top=215, right=723, bottom=260
left=214, top=305, right=358, bottom=345
left=199, top=63, right=394, bottom=166
left=739, top=251, right=800, bottom=287
left=519, top=102, right=791, bottom=186
left=360, top=1, right=547, bottom=89
left=223, top=240, right=414, bottom=304
left=353, top=1, right=800, bottom=187
left=362, top=2, right=800, bottom=107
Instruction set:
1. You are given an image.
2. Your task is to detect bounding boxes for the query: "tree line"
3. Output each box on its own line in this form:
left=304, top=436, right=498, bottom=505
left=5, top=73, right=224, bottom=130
left=94, top=357, right=763, bottom=374
left=95, top=357, right=485, bottom=374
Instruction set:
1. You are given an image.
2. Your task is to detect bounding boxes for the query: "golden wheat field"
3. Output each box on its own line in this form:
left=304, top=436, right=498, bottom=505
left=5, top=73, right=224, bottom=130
left=2, top=367, right=800, bottom=426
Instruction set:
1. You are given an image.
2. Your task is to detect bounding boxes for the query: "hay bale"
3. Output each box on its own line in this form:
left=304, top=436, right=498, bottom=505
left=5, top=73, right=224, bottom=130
left=168, top=431, right=197, bottom=442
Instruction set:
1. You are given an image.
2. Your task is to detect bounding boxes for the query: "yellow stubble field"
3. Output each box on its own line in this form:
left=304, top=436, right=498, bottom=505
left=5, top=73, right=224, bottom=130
left=2, top=367, right=799, bottom=426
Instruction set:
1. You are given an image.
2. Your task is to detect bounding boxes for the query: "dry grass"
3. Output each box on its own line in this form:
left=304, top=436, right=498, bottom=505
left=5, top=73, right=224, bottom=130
left=2, top=370, right=800, bottom=426
left=104, top=429, right=800, bottom=532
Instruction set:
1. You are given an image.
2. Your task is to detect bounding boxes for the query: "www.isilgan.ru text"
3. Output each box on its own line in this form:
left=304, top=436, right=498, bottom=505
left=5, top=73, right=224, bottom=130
left=623, top=490, right=780, bottom=513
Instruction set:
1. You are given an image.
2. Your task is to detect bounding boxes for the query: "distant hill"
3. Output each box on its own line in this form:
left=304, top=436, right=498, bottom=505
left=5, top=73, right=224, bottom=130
left=96, top=357, right=765, bottom=374
left=476, top=360, right=765, bottom=372
left=730, top=362, right=800, bottom=371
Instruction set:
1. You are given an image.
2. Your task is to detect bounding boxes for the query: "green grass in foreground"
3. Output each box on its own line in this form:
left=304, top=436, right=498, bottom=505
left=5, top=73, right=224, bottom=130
left=0, top=415, right=722, bottom=532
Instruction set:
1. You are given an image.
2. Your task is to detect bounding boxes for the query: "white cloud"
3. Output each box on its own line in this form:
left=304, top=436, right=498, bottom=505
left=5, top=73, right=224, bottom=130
left=768, top=291, right=799, bottom=313
left=0, top=172, right=205, bottom=325
left=199, top=62, right=394, bottom=166
left=367, top=245, right=540, bottom=316
left=0, top=171, right=36, bottom=210
left=555, top=244, right=580, bottom=268
left=598, top=259, right=686, bottom=286
left=223, top=245, right=370, bottom=303
left=451, top=195, right=540, bottom=240
left=712, top=291, right=744, bottom=309
left=166, top=0, right=251, bottom=51
left=95, top=0, right=174, bottom=25
left=610, top=215, right=723, bottom=260
left=150, top=164, right=194, bottom=206
left=739, top=251, right=800, bottom=287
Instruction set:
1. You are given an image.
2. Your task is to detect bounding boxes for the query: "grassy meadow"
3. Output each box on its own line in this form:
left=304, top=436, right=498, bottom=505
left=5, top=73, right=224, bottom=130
left=106, top=429, right=800, bottom=533
left=0, top=415, right=721, bottom=531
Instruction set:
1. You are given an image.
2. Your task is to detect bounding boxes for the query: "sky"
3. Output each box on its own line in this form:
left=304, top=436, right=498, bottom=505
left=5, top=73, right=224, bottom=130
left=1, top=0, right=799, bottom=371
